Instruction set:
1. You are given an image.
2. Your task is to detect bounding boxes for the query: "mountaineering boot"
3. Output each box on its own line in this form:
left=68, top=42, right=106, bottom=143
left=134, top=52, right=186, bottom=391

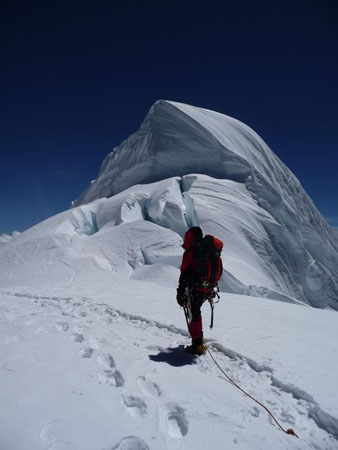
left=184, top=343, right=207, bottom=355
left=184, top=337, right=206, bottom=355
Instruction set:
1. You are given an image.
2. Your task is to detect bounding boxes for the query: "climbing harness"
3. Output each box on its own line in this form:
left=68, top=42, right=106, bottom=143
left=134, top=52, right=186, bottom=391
left=183, top=286, right=219, bottom=329
left=206, top=346, right=299, bottom=438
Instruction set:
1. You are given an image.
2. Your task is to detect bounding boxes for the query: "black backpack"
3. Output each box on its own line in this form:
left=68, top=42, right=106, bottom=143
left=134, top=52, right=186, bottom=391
left=193, top=235, right=223, bottom=289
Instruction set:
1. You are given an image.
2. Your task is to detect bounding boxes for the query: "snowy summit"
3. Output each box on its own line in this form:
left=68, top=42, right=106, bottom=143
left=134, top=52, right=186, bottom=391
left=1, top=100, right=338, bottom=450
left=75, top=100, right=338, bottom=309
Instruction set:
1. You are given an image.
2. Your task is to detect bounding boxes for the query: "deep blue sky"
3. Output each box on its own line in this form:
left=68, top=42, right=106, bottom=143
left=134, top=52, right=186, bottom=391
left=1, top=0, right=337, bottom=234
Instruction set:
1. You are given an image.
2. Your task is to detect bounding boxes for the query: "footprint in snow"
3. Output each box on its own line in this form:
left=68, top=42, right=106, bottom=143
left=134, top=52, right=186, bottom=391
left=79, top=347, right=94, bottom=358
left=137, top=376, right=161, bottom=398
left=280, top=409, right=296, bottom=425
left=97, top=353, right=115, bottom=369
left=160, top=403, right=188, bottom=438
left=98, top=369, right=125, bottom=387
left=110, top=436, right=149, bottom=450
left=89, top=336, right=106, bottom=349
left=97, top=353, right=124, bottom=386
left=71, top=333, right=84, bottom=343
left=121, top=395, right=147, bottom=418
left=251, top=406, right=260, bottom=418
left=40, top=420, right=74, bottom=449
left=55, top=322, right=69, bottom=332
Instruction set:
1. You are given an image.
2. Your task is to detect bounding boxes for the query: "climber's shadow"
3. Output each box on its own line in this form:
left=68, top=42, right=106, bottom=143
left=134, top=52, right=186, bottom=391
left=148, top=345, right=197, bottom=367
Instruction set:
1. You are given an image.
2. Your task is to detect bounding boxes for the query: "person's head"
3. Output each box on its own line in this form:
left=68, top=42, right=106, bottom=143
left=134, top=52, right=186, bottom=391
left=182, top=226, right=203, bottom=249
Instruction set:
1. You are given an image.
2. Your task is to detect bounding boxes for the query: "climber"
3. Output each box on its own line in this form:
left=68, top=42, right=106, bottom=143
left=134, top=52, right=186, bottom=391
left=176, top=227, right=223, bottom=355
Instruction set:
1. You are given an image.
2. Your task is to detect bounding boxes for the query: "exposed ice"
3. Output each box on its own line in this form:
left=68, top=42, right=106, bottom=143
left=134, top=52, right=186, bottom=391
left=69, top=100, right=338, bottom=308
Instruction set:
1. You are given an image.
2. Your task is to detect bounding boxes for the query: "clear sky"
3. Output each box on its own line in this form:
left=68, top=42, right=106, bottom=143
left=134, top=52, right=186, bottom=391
left=1, top=0, right=337, bottom=234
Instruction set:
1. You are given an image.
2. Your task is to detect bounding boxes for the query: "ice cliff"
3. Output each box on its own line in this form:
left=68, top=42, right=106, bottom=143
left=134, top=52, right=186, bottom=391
left=72, top=100, right=338, bottom=309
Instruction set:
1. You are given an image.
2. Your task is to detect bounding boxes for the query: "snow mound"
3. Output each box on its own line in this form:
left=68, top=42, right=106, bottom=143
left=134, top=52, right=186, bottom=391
left=0, top=231, right=21, bottom=244
left=0, top=172, right=335, bottom=309
left=0, top=233, right=12, bottom=244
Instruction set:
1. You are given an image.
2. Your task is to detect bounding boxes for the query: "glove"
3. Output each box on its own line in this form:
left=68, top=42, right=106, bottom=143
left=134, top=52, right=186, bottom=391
left=176, top=288, right=187, bottom=306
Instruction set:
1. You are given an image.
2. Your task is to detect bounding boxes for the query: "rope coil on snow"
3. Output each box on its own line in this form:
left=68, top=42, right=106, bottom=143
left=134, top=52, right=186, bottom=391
left=206, top=346, right=299, bottom=438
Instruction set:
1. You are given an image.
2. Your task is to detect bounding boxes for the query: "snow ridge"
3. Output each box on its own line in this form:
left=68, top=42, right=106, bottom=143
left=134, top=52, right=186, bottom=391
left=71, top=100, right=338, bottom=308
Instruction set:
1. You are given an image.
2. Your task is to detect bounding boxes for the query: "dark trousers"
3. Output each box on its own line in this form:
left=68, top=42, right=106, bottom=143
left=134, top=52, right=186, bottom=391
left=188, top=288, right=207, bottom=345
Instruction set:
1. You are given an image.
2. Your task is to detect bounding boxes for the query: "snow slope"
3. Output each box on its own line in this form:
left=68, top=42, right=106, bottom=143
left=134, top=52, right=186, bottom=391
left=1, top=177, right=338, bottom=449
left=73, top=100, right=338, bottom=309
left=1, top=284, right=338, bottom=450
left=0, top=176, right=307, bottom=304
left=332, top=227, right=338, bottom=240
left=1, top=100, right=338, bottom=449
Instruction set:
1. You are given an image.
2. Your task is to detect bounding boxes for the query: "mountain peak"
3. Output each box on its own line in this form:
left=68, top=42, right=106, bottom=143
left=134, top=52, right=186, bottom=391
left=73, top=100, right=275, bottom=207
left=71, top=101, right=338, bottom=308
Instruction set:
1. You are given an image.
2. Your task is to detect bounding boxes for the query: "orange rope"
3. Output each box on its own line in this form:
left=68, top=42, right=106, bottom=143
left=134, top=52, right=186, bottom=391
left=206, top=347, right=299, bottom=438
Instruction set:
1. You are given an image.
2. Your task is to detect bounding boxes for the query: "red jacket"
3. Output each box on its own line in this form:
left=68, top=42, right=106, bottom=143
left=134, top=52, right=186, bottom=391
left=178, top=228, right=201, bottom=291
left=180, top=228, right=199, bottom=273
left=179, top=230, right=223, bottom=293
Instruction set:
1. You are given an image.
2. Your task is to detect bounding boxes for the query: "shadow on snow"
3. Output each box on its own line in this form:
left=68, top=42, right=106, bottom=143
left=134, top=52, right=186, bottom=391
left=149, top=346, right=197, bottom=367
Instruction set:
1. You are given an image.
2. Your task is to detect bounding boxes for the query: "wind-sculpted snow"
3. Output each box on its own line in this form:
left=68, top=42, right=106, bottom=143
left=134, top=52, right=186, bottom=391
left=0, top=231, right=21, bottom=244
left=0, top=175, right=293, bottom=301
left=70, top=100, right=338, bottom=308
left=1, top=101, right=337, bottom=307
left=1, top=172, right=337, bottom=307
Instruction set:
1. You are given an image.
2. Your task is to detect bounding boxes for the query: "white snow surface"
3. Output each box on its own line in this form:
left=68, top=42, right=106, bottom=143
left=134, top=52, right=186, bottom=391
left=332, top=227, right=338, bottom=239
left=0, top=233, right=12, bottom=243
left=1, top=284, right=338, bottom=449
left=1, top=100, right=338, bottom=449
left=73, top=100, right=338, bottom=309
left=1, top=176, right=338, bottom=449
left=0, top=231, right=21, bottom=244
